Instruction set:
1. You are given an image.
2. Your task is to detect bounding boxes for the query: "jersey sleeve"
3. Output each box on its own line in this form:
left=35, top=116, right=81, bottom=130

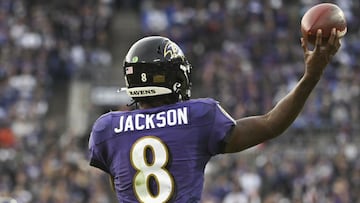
left=89, top=140, right=110, bottom=173
left=88, top=114, right=112, bottom=174
left=208, top=101, right=236, bottom=155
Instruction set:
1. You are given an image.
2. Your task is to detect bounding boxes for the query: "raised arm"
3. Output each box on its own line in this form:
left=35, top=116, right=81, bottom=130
left=224, top=28, right=341, bottom=153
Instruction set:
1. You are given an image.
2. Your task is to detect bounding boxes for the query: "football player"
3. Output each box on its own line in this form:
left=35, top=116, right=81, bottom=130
left=89, top=29, right=341, bottom=202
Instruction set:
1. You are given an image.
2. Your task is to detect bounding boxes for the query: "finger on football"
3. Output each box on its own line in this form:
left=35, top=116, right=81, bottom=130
left=315, top=29, right=323, bottom=49
left=328, top=28, right=336, bottom=44
left=301, top=37, right=308, bottom=53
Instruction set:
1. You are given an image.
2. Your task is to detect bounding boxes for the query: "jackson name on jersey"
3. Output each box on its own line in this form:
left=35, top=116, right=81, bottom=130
left=114, top=107, right=189, bottom=133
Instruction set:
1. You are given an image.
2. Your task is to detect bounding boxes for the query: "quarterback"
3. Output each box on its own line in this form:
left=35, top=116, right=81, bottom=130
left=89, top=28, right=341, bottom=202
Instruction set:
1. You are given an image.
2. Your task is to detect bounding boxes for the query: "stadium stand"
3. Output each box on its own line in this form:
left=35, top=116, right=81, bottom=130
left=0, top=0, right=359, bottom=202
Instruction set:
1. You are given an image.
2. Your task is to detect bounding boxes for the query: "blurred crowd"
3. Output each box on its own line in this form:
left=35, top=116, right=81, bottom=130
left=0, top=0, right=359, bottom=202
left=0, top=0, right=114, bottom=202
left=140, top=0, right=360, bottom=202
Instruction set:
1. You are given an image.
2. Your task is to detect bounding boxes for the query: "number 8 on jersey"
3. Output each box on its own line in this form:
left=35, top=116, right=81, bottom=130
left=130, top=136, right=174, bottom=203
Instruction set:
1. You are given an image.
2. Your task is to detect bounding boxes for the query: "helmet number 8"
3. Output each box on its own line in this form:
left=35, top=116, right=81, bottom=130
left=130, top=136, right=174, bottom=203
left=141, top=73, right=147, bottom=82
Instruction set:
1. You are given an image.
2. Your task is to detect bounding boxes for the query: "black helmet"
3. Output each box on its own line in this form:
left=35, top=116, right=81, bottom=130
left=123, top=36, right=192, bottom=102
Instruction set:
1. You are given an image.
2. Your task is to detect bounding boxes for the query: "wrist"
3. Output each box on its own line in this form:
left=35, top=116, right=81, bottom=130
left=303, top=71, right=322, bottom=84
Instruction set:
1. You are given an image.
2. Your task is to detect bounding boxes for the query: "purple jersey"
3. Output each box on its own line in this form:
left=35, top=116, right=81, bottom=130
left=88, top=98, right=236, bottom=203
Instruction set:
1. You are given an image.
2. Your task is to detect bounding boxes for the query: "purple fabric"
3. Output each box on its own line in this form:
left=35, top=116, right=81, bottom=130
left=89, top=98, right=235, bottom=202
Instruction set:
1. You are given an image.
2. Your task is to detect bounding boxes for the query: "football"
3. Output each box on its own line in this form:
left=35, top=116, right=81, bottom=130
left=301, top=3, right=347, bottom=45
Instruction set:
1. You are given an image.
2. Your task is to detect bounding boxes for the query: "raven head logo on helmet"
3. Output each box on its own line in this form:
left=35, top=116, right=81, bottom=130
left=163, top=41, right=184, bottom=61
left=122, top=36, right=192, bottom=104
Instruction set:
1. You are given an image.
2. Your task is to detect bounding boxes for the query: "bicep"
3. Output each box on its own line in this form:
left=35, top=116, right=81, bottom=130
left=223, top=114, right=275, bottom=153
